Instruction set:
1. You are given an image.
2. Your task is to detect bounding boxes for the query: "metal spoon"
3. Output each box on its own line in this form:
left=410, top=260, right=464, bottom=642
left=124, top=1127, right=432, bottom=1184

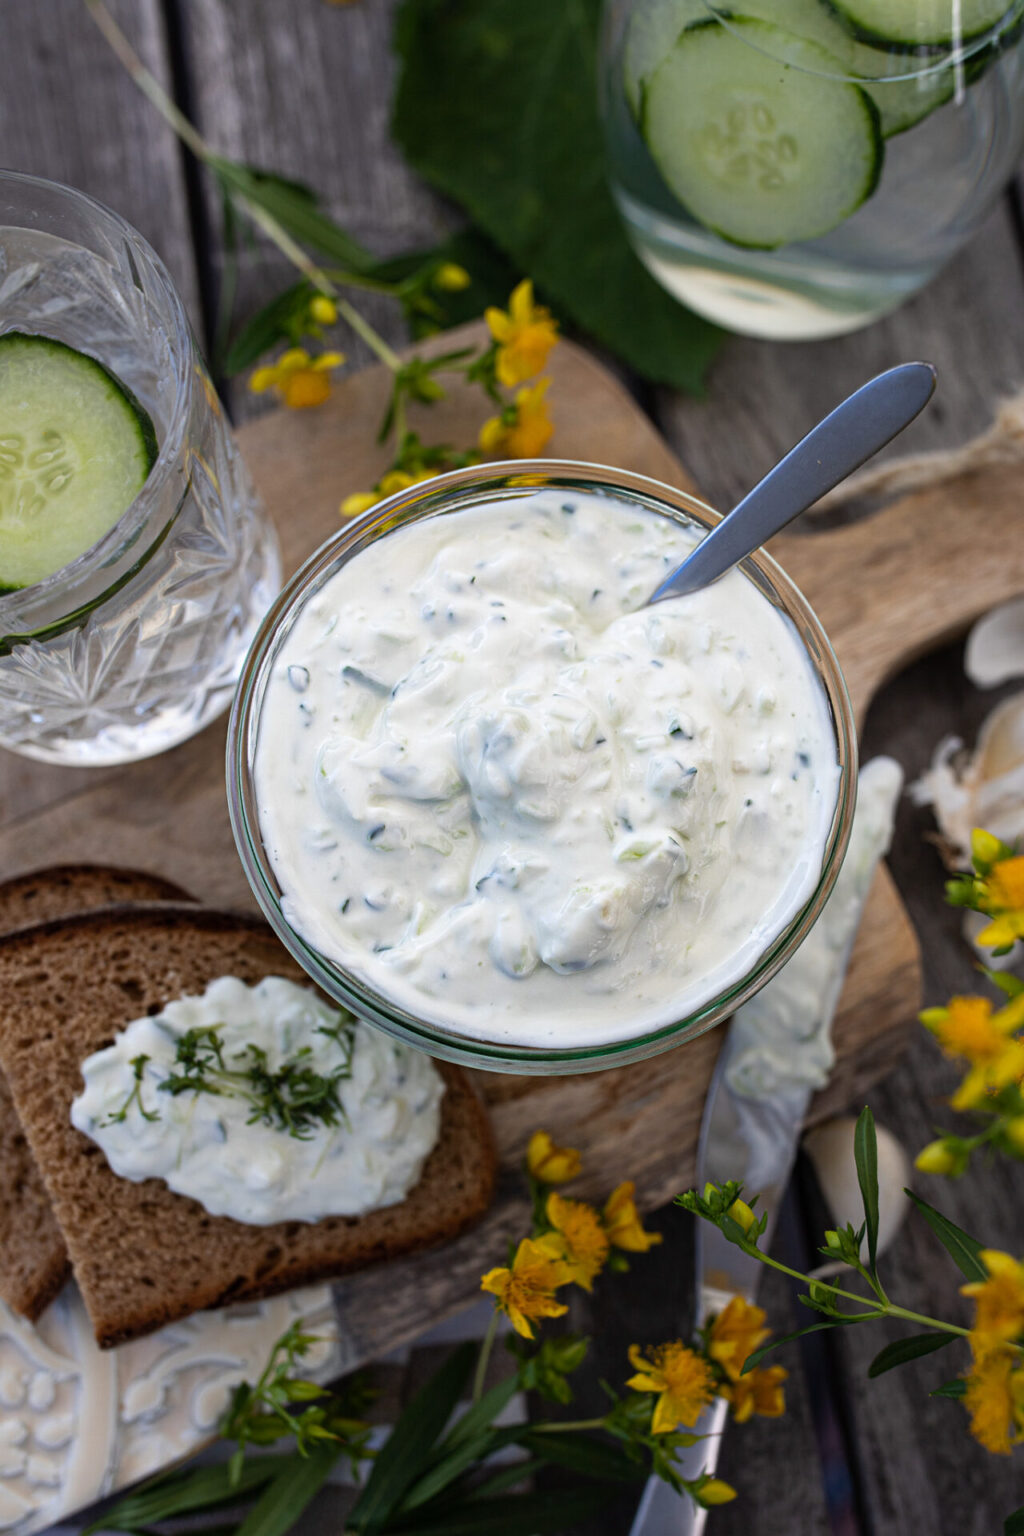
left=649, top=361, right=937, bottom=604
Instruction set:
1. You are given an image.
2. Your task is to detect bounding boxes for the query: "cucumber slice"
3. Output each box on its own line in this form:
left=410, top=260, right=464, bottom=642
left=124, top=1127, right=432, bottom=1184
left=0, top=333, right=157, bottom=592
left=624, top=0, right=953, bottom=141
left=643, top=19, right=883, bottom=248
left=827, top=0, right=1014, bottom=46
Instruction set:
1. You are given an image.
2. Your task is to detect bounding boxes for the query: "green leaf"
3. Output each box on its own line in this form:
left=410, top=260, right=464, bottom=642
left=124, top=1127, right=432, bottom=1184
left=214, top=160, right=376, bottom=274
left=518, top=1430, right=645, bottom=1483
left=465, top=1458, right=542, bottom=1500
left=392, top=0, right=722, bottom=393
left=441, top=1374, right=521, bottom=1451
left=867, top=1332, right=956, bottom=1378
left=931, top=1378, right=967, bottom=1400
left=235, top=1442, right=342, bottom=1536
left=1004, top=1506, right=1024, bottom=1535
left=854, top=1106, right=880, bottom=1277
left=907, top=1192, right=987, bottom=1281
left=224, top=282, right=311, bottom=375
left=82, top=1456, right=292, bottom=1532
left=390, top=1486, right=608, bottom=1535
left=400, top=1426, right=524, bottom=1513
left=348, top=1341, right=476, bottom=1532
left=742, top=1321, right=847, bottom=1372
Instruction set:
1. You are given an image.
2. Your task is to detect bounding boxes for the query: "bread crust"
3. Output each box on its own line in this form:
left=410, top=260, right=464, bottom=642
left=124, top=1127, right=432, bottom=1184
left=0, top=865, right=195, bottom=1321
left=0, top=906, right=496, bottom=1347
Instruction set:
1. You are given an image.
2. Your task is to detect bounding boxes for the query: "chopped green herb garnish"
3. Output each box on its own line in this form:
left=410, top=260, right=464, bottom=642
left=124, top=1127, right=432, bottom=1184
left=103, top=1053, right=159, bottom=1126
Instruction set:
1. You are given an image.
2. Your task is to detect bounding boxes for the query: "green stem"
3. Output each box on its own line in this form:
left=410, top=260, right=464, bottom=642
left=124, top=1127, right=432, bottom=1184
left=473, top=1311, right=500, bottom=1405
left=83, top=0, right=208, bottom=161
left=529, top=1417, right=608, bottom=1434
left=336, top=298, right=403, bottom=371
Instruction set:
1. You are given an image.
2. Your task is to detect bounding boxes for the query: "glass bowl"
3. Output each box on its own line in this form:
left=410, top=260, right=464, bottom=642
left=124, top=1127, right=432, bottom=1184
left=227, top=461, right=857, bottom=1075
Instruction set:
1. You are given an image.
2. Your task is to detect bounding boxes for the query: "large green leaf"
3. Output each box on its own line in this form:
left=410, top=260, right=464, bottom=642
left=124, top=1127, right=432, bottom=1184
left=235, top=1443, right=343, bottom=1536
left=82, top=1456, right=291, bottom=1532
left=867, top=1332, right=956, bottom=1378
left=392, top=0, right=722, bottom=392
left=1004, top=1506, right=1024, bottom=1535
left=390, top=1486, right=609, bottom=1534
left=854, top=1106, right=880, bottom=1277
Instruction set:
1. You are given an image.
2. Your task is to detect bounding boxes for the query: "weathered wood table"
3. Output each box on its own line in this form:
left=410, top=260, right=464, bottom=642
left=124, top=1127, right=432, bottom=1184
left=3, top=4, right=1024, bottom=1532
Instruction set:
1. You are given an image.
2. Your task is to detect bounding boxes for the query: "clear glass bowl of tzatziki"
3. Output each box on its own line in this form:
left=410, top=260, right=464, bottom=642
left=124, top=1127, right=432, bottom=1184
left=227, top=462, right=857, bottom=1075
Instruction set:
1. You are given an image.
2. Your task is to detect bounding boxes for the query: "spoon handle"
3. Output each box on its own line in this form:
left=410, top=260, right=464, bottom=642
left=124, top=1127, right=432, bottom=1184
left=650, top=360, right=937, bottom=604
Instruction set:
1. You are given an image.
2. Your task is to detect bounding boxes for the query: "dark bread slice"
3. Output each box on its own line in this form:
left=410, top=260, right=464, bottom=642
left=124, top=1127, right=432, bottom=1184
left=0, top=865, right=194, bottom=1320
left=0, top=906, right=496, bottom=1348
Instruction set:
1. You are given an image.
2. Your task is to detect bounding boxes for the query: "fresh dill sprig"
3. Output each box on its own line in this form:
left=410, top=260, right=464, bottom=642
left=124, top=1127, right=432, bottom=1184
left=157, top=1021, right=355, bottom=1139
left=102, top=1054, right=159, bottom=1126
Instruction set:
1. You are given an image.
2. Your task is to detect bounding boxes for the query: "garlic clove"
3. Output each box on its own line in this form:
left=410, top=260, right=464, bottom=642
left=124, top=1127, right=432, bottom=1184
left=803, top=1114, right=911, bottom=1267
left=912, top=690, right=1024, bottom=865
left=964, top=595, right=1024, bottom=689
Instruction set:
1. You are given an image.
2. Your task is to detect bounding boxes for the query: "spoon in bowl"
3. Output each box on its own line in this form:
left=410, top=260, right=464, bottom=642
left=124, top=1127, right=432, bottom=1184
left=649, top=361, right=937, bottom=604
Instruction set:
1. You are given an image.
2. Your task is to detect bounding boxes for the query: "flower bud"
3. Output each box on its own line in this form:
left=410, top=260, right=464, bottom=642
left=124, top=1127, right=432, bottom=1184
left=914, top=1139, right=959, bottom=1176
left=726, top=1198, right=757, bottom=1235
left=434, top=262, right=472, bottom=291
left=699, top=1478, right=738, bottom=1506
left=309, top=295, right=338, bottom=326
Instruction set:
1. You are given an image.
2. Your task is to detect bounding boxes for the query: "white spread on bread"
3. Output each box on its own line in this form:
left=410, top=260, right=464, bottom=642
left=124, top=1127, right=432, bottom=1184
left=253, top=489, right=841, bottom=1047
left=70, top=976, right=443, bottom=1225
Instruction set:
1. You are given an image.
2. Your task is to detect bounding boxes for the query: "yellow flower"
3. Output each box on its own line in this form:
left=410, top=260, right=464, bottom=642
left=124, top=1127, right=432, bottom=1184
left=434, top=262, right=471, bottom=291
left=914, top=1139, right=960, bottom=1176
left=340, top=491, right=379, bottom=518
left=962, top=1250, right=1024, bottom=1354
left=707, top=1297, right=771, bottom=1383
left=479, top=379, right=553, bottom=459
left=974, top=853, right=1024, bottom=948
left=723, top=1364, right=788, bottom=1423
left=309, top=294, right=338, bottom=326
left=480, top=1236, right=571, bottom=1339
left=698, top=1479, right=738, bottom=1507
left=249, top=347, right=345, bottom=409
left=603, top=1181, right=663, bottom=1252
left=545, top=1191, right=609, bottom=1291
left=485, top=279, right=558, bottom=386
left=920, top=994, right=1024, bottom=1109
left=627, top=1341, right=716, bottom=1433
left=964, top=1347, right=1024, bottom=1455
left=526, top=1130, right=581, bottom=1184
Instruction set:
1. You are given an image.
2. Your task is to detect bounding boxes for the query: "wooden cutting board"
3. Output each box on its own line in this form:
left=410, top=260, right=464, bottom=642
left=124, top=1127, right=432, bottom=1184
left=3, top=323, right=1021, bottom=1361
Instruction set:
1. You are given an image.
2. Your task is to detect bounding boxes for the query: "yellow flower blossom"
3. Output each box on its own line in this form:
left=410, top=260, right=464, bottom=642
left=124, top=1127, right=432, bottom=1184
left=627, top=1341, right=716, bottom=1433
left=478, top=379, right=553, bottom=459
left=723, top=1364, right=788, bottom=1423
left=603, top=1181, right=663, bottom=1252
left=249, top=347, right=345, bottom=409
left=708, top=1297, right=771, bottom=1383
left=962, top=1250, right=1024, bottom=1353
left=964, top=1346, right=1024, bottom=1455
left=485, top=279, right=558, bottom=386
left=340, top=491, right=379, bottom=518
left=434, top=262, right=471, bottom=291
left=480, top=1236, right=571, bottom=1339
left=526, top=1130, right=581, bottom=1184
left=920, top=994, right=1024, bottom=1109
left=309, top=294, right=338, bottom=326
left=545, top=1191, right=609, bottom=1292
left=914, top=1139, right=960, bottom=1176
left=698, top=1479, right=738, bottom=1507
left=974, top=854, right=1024, bottom=948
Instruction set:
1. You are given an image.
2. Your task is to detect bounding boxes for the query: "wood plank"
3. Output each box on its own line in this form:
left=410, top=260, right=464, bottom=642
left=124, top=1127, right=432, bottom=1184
left=0, top=0, right=202, bottom=329
left=175, top=0, right=452, bottom=414
left=656, top=200, right=1024, bottom=513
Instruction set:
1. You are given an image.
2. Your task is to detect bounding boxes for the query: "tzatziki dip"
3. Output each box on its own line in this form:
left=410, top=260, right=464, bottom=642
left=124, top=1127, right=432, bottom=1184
left=71, top=975, right=444, bottom=1224
left=254, top=489, right=841, bottom=1048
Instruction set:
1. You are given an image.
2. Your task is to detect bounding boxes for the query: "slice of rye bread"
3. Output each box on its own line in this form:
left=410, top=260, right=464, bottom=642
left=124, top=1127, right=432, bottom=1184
left=0, top=865, right=195, bottom=1321
left=0, top=905, right=497, bottom=1348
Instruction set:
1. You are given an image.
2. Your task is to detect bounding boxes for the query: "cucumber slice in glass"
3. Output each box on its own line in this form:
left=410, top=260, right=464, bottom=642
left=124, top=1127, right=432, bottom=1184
left=0, top=333, right=157, bottom=592
left=827, top=0, right=1014, bottom=46
left=643, top=18, right=883, bottom=248
left=624, top=0, right=705, bottom=117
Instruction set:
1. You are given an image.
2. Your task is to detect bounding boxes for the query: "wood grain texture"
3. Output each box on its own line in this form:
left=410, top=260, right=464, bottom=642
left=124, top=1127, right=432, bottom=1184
left=0, top=0, right=202, bottom=329
left=655, top=200, right=1024, bottom=513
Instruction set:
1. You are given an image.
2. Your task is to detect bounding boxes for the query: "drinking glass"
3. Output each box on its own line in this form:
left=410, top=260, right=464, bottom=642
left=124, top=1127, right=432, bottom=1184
left=600, top=0, right=1024, bottom=339
left=0, top=171, right=281, bottom=765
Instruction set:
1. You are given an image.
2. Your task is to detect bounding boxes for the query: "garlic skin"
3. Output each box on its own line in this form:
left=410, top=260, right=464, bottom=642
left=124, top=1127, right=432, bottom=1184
left=964, top=595, right=1024, bottom=689
left=912, top=691, right=1024, bottom=865
left=803, top=1115, right=911, bottom=1270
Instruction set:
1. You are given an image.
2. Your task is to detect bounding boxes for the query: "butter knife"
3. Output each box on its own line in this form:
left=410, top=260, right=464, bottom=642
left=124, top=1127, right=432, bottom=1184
left=629, top=758, right=903, bottom=1536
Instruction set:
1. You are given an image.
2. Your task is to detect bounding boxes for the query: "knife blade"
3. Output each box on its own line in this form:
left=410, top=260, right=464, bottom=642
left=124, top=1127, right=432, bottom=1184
left=628, top=758, right=903, bottom=1535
